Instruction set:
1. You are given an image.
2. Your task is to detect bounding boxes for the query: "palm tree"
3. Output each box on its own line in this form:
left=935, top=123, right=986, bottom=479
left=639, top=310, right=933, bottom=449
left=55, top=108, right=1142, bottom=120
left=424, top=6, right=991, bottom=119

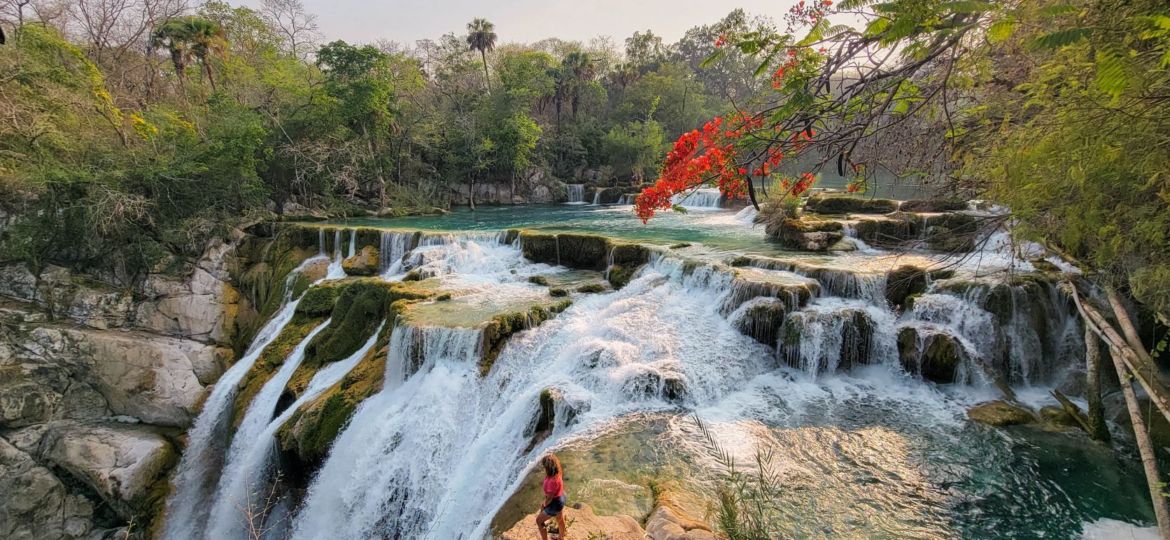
left=150, top=16, right=226, bottom=92
left=466, top=18, right=497, bottom=93
left=562, top=52, right=595, bottom=118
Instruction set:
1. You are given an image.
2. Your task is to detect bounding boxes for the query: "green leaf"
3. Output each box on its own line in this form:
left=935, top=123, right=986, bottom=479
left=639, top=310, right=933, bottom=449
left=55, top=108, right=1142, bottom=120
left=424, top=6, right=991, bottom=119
left=700, top=49, right=725, bottom=69
left=987, top=19, right=1016, bottom=44
left=671, top=204, right=689, bottom=214
left=1031, top=27, right=1091, bottom=49
left=1038, top=5, right=1079, bottom=17
left=1094, top=49, right=1127, bottom=98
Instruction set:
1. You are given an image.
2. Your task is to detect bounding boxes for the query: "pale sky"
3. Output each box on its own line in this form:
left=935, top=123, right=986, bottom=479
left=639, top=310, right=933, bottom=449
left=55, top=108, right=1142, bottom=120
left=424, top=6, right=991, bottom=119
left=268, top=0, right=804, bottom=47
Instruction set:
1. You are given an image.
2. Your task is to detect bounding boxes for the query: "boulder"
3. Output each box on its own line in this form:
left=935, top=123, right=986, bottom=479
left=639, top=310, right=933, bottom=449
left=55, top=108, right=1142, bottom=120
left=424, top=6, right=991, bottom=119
left=885, top=265, right=929, bottom=310
left=968, top=401, right=1037, bottom=426
left=0, top=437, right=94, bottom=540
left=5, top=325, right=222, bottom=427
left=135, top=239, right=244, bottom=344
left=499, top=503, right=644, bottom=540
left=341, top=245, right=381, bottom=276
left=897, top=327, right=966, bottom=383
left=733, top=297, right=788, bottom=346
left=766, top=218, right=845, bottom=251
left=805, top=195, right=900, bottom=215
left=38, top=421, right=176, bottom=518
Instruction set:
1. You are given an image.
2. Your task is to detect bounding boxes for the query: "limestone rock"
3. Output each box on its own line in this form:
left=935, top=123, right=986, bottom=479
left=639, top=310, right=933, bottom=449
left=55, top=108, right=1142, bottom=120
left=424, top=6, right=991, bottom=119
left=899, top=199, right=968, bottom=212
left=0, top=437, right=94, bottom=540
left=39, top=421, right=176, bottom=517
left=0, top=264, right=134, bottom=330
left=646, top=506, right=716, bottom=540
left=25, top=326, right=220, bottom=426
left=968, top=400, right=1037, bottom=426
left=805, top=194, right=900, bottom=215
left=500, top=503, right=644, bottom=540
left=766, top=217, right=845, bottom=251
left=341, top=245, right=381, bottom=276
left=134, top=239, right=241, bottom=344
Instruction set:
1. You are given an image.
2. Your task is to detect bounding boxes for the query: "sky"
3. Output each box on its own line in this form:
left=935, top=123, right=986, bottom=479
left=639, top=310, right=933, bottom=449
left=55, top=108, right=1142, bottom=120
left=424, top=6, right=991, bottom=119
left=268, top=0, right=803, bottom=47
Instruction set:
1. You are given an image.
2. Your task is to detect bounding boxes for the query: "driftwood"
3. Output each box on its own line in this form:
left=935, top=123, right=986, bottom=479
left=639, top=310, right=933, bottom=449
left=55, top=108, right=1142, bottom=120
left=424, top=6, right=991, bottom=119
left=1065, top=283, right=1170, bottom=425
left=1050, top=389, right=1093, bottom=435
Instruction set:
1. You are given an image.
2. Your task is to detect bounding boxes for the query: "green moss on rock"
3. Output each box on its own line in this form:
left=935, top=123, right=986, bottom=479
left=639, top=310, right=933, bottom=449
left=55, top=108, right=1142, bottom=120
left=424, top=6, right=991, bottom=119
left=577, top=283, right=607, bottom=293
left=232, top=314, right=325, bottom=430
left=341, top=245, right=381, bottom=276
left=480, top=300, right=571, bottom=375
left=297, top=285, right=338, bottom=316
left=805, top=195, right=900, bottom=215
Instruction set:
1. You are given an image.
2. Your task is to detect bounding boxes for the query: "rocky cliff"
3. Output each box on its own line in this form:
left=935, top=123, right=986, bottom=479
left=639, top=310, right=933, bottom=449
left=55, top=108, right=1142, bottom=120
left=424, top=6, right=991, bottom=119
left=0, top=234, right=265, bottom=539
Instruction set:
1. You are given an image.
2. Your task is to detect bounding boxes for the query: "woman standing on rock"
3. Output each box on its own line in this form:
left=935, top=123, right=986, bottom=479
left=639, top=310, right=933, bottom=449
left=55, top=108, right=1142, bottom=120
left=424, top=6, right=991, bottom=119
left=535, top=454, right=568, bottom=540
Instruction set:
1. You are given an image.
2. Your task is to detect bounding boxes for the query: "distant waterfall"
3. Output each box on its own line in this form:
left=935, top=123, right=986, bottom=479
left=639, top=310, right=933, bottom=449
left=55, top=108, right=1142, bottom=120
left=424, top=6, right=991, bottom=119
left=592, top=190, right=601, bottom=205
left=566, top=184, right=586, bottom=204
left=671, top=188, right=722, bottom=209
left=325, top=229, right=345, bottom=279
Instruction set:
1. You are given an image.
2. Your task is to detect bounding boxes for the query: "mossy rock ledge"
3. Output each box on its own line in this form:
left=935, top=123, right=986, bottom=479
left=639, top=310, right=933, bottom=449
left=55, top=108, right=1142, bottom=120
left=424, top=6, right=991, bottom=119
left=897, top=326, right=966, bottom=383
left=968, top=400, right=1037, bottom=426
left=765, top=217, right=845, bottom=251
left=516, top=231, right=651, bottom=289
left=804, top=194, right=900, bottom=215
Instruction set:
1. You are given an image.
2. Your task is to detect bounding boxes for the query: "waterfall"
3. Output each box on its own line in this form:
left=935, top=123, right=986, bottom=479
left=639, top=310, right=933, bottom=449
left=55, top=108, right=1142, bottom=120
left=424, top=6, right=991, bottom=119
left=161, top=300, right=305, bottom=539
left=347, top=229, right=356, bottom=258
left=325, top=230, right=345, bottom=280
left=592, top=190, right=601, bottom=206
left=379, top=230, right=419, bottom=275
left=317, top=229, right=325, bottom=257
left=162, top=214, right=1112, bottom=540
left=671, top=188, right=722, bottom=209
left=734, top=206, right=758, bottom=224
left=385, top=324, right=484, bottom=389
left=566, top=184, right=586, bottom=204
left=204, top=322, right=384, bottom=540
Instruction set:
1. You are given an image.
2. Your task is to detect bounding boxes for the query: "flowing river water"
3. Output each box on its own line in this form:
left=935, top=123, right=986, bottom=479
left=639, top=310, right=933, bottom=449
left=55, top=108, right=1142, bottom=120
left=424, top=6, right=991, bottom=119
left=164, top=204, right=1156, bottom=540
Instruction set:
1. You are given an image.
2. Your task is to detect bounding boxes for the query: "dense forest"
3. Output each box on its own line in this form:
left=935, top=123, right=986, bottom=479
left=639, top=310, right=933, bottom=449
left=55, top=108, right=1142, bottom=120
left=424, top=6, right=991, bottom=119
left=0, top=0, right=774, bottom=283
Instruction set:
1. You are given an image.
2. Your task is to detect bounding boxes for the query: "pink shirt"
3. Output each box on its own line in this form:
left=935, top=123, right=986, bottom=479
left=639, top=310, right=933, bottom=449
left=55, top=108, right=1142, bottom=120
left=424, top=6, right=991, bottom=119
left=543, top=475, right=564, bottom=498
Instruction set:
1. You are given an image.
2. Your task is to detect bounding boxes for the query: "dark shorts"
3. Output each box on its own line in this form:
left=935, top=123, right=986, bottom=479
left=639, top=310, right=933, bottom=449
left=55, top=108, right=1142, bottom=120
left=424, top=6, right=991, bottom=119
left=542, top=495, right=566, bottom=516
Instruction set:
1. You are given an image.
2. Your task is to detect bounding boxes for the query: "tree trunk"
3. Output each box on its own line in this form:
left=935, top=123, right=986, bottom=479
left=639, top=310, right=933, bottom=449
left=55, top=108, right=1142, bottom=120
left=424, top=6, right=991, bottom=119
left=1085, top=326, right=1111, bottom=442
left=1068, top=282, right=1170, bottom=424
left=1110, top=344, right=1170, bottom=540
left=481, top=49, right=491, bottom=93
left=468, top=177, right=476, bottom=211
left=204, top=61, right=217, bottom=93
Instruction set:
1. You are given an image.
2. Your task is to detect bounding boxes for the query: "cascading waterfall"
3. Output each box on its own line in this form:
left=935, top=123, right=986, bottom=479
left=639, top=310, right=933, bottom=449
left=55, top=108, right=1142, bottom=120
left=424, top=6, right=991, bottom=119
left=325, top=229, right=346, bottom=279
left=592, top=190, right=602, bottom=206
left=205, top=322, right=384, bottom=540
left=379, top=231, right=419, bottom=275
left=347, top=229, right=357, bottom=258
left=671, top=188, right=722, bottom=209
left=291, top=254, right=775, bottom=540
left=168, top=219, right=1124, bottom=540
left=566, top=184, right=586, bottom=204
left=161, top=298, right=303, bottom=540
left=202, top=318, right=332, bottom=538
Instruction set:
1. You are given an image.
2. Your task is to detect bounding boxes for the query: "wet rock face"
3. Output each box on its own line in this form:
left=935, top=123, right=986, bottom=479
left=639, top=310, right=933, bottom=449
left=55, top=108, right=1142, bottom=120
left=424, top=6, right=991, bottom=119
left=766, top=217, right=845, bottom=251
left=897, top=327, right=965, bottom=383
left=780, top=308, right=876, bottom=373
left=734, top=297, right=788, bottom=346
left=885, top=265, right=929, bottom=310
left=805, top=194, right=901, bottom=215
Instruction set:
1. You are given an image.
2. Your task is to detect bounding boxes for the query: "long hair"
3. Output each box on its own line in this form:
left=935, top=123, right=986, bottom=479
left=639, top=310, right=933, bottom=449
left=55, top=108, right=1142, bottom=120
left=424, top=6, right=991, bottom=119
left=541, top=454, right=562, bottom=479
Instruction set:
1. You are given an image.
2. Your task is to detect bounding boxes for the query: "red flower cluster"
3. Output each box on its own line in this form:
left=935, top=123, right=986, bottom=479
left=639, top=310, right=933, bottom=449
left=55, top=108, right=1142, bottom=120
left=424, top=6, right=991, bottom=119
left=714, top=35, right=726, bottom=48
left=770, top=51, right=803, bottom=89
left=634, top=114, right=765, bottom=222
left=779, top=173, right=817, bottom=197
left=845, top=181, right=863, bottom=193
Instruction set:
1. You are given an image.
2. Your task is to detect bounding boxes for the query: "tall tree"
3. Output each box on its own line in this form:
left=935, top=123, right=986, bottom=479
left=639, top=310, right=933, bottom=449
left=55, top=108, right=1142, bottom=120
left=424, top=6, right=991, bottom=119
left=150, top=16, right=226, bottom=91
left=465, top=18, right=496, bottom=93
left=561, top=51, right=594, bottom=118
